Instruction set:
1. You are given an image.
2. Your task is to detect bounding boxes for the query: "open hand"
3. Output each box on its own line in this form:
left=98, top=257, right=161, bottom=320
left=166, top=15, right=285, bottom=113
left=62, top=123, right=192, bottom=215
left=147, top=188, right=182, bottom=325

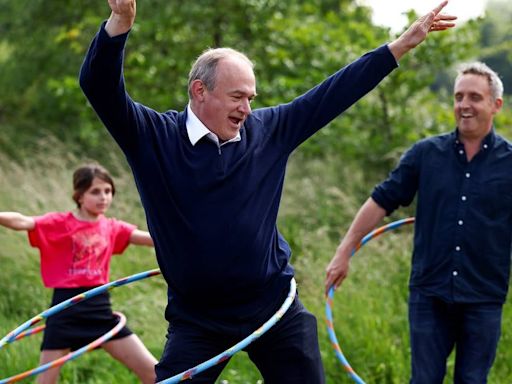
left=388, top=1, right=457, bottom=61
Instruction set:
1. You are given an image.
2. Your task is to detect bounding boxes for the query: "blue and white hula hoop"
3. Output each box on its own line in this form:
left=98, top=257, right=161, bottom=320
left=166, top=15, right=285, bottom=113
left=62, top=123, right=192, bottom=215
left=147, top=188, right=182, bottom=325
left=326, top=217, right=415, bottom=383
left=0, top=312, right=126, bottom=384
left=1, top=269, right=297, bottom=383
left=0, top=269, right=161, bottom=383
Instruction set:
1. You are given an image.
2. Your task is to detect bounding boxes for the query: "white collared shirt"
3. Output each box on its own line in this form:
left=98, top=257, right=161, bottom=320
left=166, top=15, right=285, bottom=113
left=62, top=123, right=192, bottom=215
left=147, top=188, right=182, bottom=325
left=186, top=104, right=241, bottom=150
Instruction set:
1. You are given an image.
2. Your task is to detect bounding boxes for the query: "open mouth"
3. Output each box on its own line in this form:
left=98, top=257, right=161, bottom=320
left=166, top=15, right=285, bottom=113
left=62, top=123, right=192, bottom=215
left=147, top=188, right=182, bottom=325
left=229, top=117, right=242, bottom=126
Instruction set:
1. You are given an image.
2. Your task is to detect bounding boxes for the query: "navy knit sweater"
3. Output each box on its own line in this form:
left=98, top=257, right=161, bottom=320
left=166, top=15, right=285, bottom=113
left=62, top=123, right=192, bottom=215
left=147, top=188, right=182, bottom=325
left=80, top=23, right=398, bottom=329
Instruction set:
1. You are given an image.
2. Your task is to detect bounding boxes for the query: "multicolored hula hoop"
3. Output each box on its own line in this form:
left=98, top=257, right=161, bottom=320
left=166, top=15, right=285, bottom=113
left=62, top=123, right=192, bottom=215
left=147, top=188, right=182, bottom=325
left=0, top=312, right=126, bottom=384
left=326, top=217, right=415, bottom=383
left=0, top=269, right=161, bottom=383
left=158, top=277, right=297, bottom=384
left=1, top=269, right=297, bottom=383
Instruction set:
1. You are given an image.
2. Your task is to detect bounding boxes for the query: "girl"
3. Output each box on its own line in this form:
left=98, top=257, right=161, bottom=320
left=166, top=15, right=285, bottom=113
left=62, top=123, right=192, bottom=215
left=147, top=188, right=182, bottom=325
left=0, top=163, right=157, bottom=384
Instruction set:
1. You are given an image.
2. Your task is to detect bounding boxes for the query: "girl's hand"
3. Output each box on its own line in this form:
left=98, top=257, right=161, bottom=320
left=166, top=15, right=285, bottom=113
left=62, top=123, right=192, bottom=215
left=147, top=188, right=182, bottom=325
left=130, top=229, right=154, bottom=247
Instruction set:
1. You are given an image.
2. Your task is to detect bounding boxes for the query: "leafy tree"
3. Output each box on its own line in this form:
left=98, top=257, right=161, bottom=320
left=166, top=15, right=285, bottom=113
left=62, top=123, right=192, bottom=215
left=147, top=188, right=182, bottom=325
left=479, top=0, right=512, bottom=94
left=0, top=0, right=494, bottom=173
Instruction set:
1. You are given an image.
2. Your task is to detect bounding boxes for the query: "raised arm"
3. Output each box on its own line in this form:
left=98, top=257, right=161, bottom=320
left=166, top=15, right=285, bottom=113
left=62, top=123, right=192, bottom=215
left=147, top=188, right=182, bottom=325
left=80, top=0, right=147, bottom=153
left=325, top=198, right=386, bottom=294
left=106, top=0, right=136, bottom=37
left=129, top=229, right=154, bottom=247
left=0, top=212, right=35, bottom=231
left=388, top=0, right=457, bottom=61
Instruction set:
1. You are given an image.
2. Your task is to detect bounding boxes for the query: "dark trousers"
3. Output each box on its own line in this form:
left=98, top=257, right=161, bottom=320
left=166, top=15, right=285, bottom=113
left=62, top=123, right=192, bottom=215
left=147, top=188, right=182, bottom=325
left=155, top=297, right=325, bottom=383
left=408, top=291, right=502, bottom=384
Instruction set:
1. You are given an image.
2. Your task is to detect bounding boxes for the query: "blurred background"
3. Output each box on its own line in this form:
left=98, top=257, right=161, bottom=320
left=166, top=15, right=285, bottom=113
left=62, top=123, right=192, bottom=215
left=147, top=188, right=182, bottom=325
left=0, top=0, right=511, bottom=382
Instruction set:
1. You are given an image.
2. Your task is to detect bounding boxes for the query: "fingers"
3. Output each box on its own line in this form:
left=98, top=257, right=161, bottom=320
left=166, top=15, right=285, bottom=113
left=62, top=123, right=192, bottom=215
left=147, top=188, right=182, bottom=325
left=431, top=0, right=449, bottom=17
left=429, top=15, right=457, bottom=32
left=434, top=14, right=457, bottom=21
left=325, top=274, right=334, bottom=295
left=429, top=22, right=456, bottom=32
left=427, top=1, right=457, bottom=32
left=325, top=280, right=337, bottom=296
left=325, top=271, right=344, bottom=295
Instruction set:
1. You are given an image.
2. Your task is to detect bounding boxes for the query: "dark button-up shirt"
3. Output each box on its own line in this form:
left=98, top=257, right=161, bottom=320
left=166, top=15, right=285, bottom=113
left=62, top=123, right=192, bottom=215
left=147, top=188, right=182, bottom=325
left=372, top=129, right=512, bottom=304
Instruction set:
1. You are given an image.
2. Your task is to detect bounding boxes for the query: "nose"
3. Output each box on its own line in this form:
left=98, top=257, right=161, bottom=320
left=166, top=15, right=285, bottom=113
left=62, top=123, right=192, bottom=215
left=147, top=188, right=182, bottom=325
left=457, top=96, right=471, bottom=109
left=239, top=98, right=252, bottom=115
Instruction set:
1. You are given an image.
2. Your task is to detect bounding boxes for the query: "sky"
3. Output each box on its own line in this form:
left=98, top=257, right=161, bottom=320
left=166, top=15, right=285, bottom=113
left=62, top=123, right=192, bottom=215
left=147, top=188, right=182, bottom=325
left=358, top=0, right=488, bottom=32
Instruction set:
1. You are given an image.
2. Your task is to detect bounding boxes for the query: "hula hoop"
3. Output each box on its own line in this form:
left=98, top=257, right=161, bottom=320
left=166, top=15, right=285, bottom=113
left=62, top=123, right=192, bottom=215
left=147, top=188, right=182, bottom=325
left=325, top=217, right=415, bottom=383
left=13, top=325, right=46, bottom=342
left=1, top=269, right=295, bottom=383
left=0, top=269, right=161, bottom=382
left=0, top=312, right=126, bottom=384
left=0, top=269, right=161, bottom=349
left=158, top=277, right=297, bottom=384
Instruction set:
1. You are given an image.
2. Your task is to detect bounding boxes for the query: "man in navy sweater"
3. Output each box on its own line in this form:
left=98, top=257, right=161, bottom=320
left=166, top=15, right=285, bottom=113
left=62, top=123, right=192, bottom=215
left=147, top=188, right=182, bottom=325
left=80, top=0, right=455, bottom=382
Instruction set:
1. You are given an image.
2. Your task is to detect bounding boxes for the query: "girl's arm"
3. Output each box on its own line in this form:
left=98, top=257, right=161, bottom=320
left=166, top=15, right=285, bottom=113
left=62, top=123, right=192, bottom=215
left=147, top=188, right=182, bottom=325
left=0, top=212, right=36, bottom=231
left=129, top=229, right=153, bottom=247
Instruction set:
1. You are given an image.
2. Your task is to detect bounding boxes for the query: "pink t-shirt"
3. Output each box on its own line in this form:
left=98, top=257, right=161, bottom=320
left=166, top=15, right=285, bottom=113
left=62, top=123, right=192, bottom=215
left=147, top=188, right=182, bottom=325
left=28, top=212, right=136, bottom=288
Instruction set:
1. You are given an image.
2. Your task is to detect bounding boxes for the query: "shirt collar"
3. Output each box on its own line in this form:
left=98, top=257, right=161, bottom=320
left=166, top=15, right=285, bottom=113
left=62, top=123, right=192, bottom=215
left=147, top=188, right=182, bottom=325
left=453, top=127, right=496, bottom=151
left=186, top=104, right=241, bottom=147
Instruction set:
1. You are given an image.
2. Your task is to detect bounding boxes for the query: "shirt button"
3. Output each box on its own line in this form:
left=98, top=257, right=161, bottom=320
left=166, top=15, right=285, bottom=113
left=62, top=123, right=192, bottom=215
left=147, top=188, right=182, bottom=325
left=458, top=220, right=463, bottom=225
left=453, top=271, right=458, bottom=276
left=465, top=173, right=471, bottom=178
left=461, top=196, right=467, bottom=201
left=455, top=246, right=461, bottom=251
left=483, top=144, right=488, bottom=149
left=459, top=150, right=464, bottom=155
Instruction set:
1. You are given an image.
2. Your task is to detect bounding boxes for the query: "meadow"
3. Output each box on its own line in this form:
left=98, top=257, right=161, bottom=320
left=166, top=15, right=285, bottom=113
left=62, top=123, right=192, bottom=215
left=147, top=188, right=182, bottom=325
left=1, top=144, right=511, bottom=383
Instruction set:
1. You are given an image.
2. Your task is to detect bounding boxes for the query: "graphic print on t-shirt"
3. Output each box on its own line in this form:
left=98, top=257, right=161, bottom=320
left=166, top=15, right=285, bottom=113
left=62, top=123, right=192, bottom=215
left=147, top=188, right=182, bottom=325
left=69, top=228, right=108, bottom=277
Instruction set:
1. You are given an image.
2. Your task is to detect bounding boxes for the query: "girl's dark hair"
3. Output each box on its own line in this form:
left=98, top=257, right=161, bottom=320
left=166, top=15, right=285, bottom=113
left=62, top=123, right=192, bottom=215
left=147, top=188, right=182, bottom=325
left=72, top=163, right=116, bottom=208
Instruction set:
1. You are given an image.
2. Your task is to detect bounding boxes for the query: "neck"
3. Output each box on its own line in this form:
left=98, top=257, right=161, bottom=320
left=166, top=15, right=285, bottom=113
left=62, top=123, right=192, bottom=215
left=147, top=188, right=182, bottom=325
left=463, top=141, right=481, bottom=162
left=460, top=134, right=487, bottom=162
left=74, top=209, right=100, bottom=222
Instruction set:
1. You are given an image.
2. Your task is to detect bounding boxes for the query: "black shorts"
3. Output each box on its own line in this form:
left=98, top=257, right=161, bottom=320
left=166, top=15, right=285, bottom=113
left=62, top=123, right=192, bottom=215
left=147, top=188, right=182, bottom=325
left=41, top=287, right=132, bottom=351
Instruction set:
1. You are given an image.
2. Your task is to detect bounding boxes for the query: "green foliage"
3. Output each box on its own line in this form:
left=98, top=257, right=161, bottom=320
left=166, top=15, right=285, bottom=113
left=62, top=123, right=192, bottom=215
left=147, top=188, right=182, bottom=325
left=1, top=0, right=511, bottom=173
left=479, top=0, right=512, bottom=93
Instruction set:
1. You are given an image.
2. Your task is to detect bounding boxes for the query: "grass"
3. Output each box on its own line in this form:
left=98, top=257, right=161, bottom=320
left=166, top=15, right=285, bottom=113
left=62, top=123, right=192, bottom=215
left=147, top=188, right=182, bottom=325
left=1, top=147, right=512, bottom=383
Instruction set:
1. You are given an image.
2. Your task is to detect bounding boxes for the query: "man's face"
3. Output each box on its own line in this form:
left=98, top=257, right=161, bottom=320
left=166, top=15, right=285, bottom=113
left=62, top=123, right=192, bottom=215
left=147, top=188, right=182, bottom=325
left=454, top=74, right=502, bottom=141
left=195, top=57, right=256, bottom=142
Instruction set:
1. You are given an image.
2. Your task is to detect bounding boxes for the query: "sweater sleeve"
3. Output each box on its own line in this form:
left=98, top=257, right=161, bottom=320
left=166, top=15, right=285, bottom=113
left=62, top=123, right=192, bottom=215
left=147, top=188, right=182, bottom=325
left=267, top=44, right=399, bottom=153
left=79, top=22, right=163, bottom=155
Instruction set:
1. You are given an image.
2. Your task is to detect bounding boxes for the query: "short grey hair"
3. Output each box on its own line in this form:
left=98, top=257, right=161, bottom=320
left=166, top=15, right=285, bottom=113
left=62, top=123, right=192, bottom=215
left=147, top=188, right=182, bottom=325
left=187, top=48, right=254, bottom=99
left=455, top=62, right=504, bottom=100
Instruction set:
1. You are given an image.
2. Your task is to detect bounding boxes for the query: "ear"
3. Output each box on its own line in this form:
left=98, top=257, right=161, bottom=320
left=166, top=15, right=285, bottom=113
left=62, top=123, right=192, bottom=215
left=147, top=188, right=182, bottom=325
left=190, top=79, right=207, bottom=102
left=493, top=97, right=503, bottom=114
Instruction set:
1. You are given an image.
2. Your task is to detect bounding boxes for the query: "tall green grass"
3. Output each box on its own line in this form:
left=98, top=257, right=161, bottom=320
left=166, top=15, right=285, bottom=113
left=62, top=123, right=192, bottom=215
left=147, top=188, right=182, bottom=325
left=1, top=145, right=511, bottom=383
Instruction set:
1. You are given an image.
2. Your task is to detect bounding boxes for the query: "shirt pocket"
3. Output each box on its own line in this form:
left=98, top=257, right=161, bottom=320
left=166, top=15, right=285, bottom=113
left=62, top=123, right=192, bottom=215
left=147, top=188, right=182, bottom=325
left=477, top=179, right=512, bottom=218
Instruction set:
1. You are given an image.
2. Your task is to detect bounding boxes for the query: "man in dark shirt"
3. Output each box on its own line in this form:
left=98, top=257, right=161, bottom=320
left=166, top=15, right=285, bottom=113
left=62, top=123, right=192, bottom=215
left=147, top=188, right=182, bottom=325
left=81, top=0, right=455, bottom=382
left=325, top=62, right=508, bottom=383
